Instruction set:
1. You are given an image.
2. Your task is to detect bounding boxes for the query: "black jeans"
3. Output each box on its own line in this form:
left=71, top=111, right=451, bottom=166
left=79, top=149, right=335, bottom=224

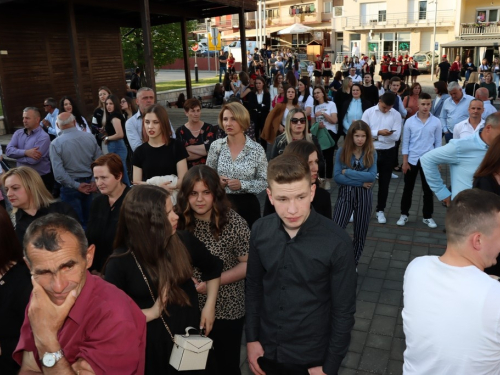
left=320, top=130, right=341, bottom=179
left=376, top=147, right=397, bottom=212
left=206, top=317, right=245, bottom=375
left=400, top=160, right=433, bottom=219
left=257, top=357, right=310, bottom=375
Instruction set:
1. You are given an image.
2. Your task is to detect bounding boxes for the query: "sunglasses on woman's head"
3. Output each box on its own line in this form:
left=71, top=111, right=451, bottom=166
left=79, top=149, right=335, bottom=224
left=291, top=118, right=306, bottom=124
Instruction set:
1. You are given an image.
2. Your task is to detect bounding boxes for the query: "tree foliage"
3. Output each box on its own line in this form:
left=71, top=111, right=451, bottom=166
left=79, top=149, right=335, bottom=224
left=121, top=21, right=197, bottom=69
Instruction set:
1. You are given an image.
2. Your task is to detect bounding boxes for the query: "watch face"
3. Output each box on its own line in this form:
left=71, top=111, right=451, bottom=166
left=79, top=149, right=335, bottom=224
left=43, top=353, right=56, bottom=367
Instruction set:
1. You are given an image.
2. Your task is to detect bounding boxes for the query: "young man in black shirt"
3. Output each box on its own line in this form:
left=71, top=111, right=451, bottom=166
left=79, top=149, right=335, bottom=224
left=218, top=50, right=228, bottom=83
left=246, top=155, right=357, bottom=375
left=436, top=55, right=451, bottom=83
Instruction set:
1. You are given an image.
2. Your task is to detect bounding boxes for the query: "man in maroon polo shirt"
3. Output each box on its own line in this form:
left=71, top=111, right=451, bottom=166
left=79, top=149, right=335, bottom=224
left=13, top=213, right=147, bottom=374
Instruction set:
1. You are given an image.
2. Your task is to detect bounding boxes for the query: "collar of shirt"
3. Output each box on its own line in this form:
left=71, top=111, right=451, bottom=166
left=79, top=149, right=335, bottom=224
left=134, top=110, right=143, bottom=120
left=23, top=126, right=43, bottom=136
left=60, top=126, right=78, bottom=134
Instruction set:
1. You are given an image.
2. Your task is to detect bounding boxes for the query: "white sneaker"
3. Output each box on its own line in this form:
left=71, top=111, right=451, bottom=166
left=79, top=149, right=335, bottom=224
left=376, top=173, right=379, bottom=179
left=391, top=173, right=399, bottom=179
left=376, top=211, right=387, bottom=224
left=349, top=213, right=354, bottom=223
left=397, top=214, right=408, bottom=226
left=324, top=179, right=331, bottom=191
left=423, top=218, right=437, bottom=228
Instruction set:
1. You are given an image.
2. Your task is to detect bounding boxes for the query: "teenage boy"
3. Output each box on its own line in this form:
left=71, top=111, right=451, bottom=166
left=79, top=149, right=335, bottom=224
left=397, top=93, right=442, bottom=228
left=246, top=155, right=356, bottom=375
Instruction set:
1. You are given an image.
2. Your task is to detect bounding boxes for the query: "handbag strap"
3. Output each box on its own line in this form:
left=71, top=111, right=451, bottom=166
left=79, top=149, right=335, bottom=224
left=131, top=251, right=175, bottom=342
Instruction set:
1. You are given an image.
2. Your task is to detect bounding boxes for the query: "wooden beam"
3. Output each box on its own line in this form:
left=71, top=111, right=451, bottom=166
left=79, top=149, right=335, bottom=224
left=239, top=7, right=247, bottom=72
left=67, top=0, right=85, bottom=115
left=140, top=0, right=156, bottom=90
left=180, top=17, right=193, bottom=99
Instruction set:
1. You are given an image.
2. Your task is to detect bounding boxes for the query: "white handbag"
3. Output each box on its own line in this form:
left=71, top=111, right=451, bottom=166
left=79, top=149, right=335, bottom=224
left=132, top=253, right=213, bottom=371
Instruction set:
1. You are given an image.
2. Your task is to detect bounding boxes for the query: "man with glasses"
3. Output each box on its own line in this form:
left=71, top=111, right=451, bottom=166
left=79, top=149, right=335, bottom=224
left=40, top=98, right=59, bottom=140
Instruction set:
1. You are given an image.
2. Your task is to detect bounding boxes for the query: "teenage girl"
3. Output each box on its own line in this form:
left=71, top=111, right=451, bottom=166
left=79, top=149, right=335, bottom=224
left=333, top=120, right=377, bottom=265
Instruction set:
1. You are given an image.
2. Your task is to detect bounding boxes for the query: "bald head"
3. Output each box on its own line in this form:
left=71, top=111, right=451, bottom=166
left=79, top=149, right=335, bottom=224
left=475, top=87, right=489, bottom=102
left=56, top=112, right=76, bottom=129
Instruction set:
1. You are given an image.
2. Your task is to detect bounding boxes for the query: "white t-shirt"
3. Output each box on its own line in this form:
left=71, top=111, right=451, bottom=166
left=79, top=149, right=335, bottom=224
left=452, top=118, right=485, bottom=140
left=311, top=101, right=338, bottom=133
left=403, top=256, right=500, bottom=375
left=298, top=95, right=314, bottom=111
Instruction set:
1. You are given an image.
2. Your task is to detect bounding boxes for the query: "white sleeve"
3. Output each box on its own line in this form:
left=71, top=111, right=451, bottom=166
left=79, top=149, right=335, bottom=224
left=328, top=101, right=338, bottom=114
left=305, top=96, right=314, bottom=109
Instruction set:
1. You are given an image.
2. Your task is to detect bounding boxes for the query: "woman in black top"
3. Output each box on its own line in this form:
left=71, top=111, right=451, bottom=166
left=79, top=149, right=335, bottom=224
left=264, top=140, right=331, bottom=219
left=361, top=73, right=379, bottom=106
left=465, top=72, right=480, bottom=97
left=104, top=185, right=222, bottom=374
left=473, top=137, right=500, bottom=276
left=2, top=167, right=78, bottom=244
left=334, top=76, right=353, bottom=113
left=133, top=104, right=188, bottom=189
left=104, top=94, right=130, bottom=186
left=0, top=205, right=32, bottom=375
left=87, top=154, right=131, bottom=273
left=246, top=76, right=271, bottom=149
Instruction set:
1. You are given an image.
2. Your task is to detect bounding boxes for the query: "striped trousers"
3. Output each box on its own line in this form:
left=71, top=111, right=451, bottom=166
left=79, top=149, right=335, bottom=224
left=333, top=184, right=373, bottom=265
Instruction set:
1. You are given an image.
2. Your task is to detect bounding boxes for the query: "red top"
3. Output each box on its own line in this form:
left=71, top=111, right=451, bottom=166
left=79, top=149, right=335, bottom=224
left=315, top=60, right=323, bottom=70
left=450, top=61, right=461, bottom=72
left=381, top=63, right=389, bottom=73
left=402, top=63, right=409, bottom=72
left=390, top=64, right=400, bottom=73
left=323, top=61, right=332, bottom=69
left=228, top=57, right=235, bottom=67
left=14, top=272, right=147, bottom=374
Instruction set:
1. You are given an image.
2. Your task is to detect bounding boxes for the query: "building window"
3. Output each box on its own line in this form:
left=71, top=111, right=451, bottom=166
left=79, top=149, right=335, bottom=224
left=489, top=9, right=499, bottom=21
left=378, top=10, right=387, bottom=22
left=477, top=9, right=500, bottom=22
left=419, top=1, right=427, bottom=20
left=324, top=1, right=332, bottom=13
left=267, top=8, right=279, bottom=18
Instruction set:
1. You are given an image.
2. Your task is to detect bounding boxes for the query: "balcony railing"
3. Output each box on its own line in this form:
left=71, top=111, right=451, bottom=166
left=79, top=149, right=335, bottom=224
left=459, top=22, right=500, bottom=37
left=322, top=12, right=332, bottom=22
left=340, top=10, right=454, bottom=29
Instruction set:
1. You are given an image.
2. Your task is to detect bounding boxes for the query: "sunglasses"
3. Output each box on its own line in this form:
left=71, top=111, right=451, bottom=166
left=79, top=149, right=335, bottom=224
left=290, top=118, right=306, bottom=124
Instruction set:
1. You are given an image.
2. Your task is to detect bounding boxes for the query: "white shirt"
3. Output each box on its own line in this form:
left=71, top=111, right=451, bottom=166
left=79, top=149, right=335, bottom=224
left=402, top=113, right=442, bottom=165
left=361, top=105, right=402, bottom=150
left=482, top=101, right=497, bottom=120
left=348, top=74, right=362, bottom=84
left=311, top=101, right=338, bottom=133
left=403, top=256, right=500, bottom=375
left=452, top=118, right=485, bottom=139
left=298, top=95, right=314, bottom=111
left=76, top=117, right=92, bottom=134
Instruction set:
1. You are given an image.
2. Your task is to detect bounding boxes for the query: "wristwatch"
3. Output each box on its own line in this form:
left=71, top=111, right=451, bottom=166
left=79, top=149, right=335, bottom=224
left=42, top=349, right=64, bottom=368
left=105, top=136, right=109, bottom=141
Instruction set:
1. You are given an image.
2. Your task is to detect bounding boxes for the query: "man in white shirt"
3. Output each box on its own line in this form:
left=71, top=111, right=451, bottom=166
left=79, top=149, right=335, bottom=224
left=475, top=87, right=497, bottom=120
left=352, top=42, right=360, bottom=58
left=452, top=99, right=485, bottom=139
left=403, top=189, right=500, bottom=375
left=348, top=67, right=362, bottom=84
left=361, top=93, right=402, bottom=224
left=40, top=97, right=59, bottom=140
left=397, top=93, right=442, bottom=229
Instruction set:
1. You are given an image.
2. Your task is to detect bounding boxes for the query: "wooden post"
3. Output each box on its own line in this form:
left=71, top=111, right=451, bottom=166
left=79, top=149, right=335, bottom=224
left=239, top=8, right=248, bottom=72
left=140, top=0, right=156, bottom=91
left=181, top=18, right=193, bottom=99
left=67, top=0, right=85, bottom=115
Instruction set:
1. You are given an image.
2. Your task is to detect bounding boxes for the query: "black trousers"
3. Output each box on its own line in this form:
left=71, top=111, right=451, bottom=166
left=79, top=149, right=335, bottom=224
left=376, top=147, right=397, bottom=212
left=400, top=160, right=433, bottom=219
left=206, top=317, right=245, bottom=375
left=227, top=193, right=261, bottom=229
left=257, top=357, right=310, bottom=375
left=319, top=130, right=341, bottom=179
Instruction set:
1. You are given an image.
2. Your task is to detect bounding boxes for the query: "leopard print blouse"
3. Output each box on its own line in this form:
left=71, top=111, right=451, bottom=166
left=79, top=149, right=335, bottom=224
left=192, top=209, right=250, bottom=320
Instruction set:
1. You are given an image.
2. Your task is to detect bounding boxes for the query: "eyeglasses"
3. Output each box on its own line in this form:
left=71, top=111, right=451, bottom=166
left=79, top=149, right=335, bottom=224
left=290, top=118, right=306, bottom=124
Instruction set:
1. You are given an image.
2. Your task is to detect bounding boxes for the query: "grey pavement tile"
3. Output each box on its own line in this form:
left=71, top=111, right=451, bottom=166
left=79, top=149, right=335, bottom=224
left=357, top=290, right=380, bottom=303
left=366, top=269, right=387, bottom=279
left=379, top=289, right=403, bottom=306
left=372, top=232, right=398, bottom=240
left=389, top=260, right=409, bottom=269
left=373, top=250, right=392, bottom=259
left=338, top=367, right=357, bottom=375
left=370, top=314, right=397, bottom=336
left=369, top=258, right=391, bottom=271
left=358, top=347, right=390, bottom=374
left=394, top=324, right=405, bottom=339
left=358, top=254, right=372, bottom=264
left=390, top=338, right=406, bottom=361
left=391, top=250, right=410, bottom=261
left=355, top=300, right=377, bottom=320
left=429, top=246, right=446, bottom=255
left=385, top=268, right=405, bottom=282
left=353, top=317, right=372, bottom=332
left=409, top=246, right=429, bottom=255
left=341, top=351, right=361, bottom=369
left=375, top=303, right=399, bottom=318
left=385, top=360, right=404, bottom=375
left=383, top=280, right=404, bottom=291
left=366, top=333, right=393, bottom=351
left=349, top=330, right=367, bottom=353
left=361, top=277, right=384, bottom=292
left=357, top=263, right=369, bottom=276
left=375, top=241, right=394, bottom=251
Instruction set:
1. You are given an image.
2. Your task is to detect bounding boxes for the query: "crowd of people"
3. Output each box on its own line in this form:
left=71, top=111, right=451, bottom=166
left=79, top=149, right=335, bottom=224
left=1, top=48, right=500, bottom=374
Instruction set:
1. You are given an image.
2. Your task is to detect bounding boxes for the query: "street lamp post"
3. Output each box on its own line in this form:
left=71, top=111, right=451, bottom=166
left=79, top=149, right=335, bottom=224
left=430, top=0, right=438, bottom=78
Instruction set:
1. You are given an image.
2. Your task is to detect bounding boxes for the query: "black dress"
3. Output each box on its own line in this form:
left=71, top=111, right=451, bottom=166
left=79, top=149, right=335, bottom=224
left=473, top=175, right=500, bottom=276
left=86, top=186, right=131, bottom=272
left=104, top=230, right=223, bottom=375
left=0, top=262, right=32, bottom=375
left=15, top=202, right=79, bottom=244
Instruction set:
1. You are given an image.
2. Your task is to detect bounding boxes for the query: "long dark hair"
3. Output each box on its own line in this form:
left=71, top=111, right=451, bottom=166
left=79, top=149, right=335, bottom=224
left=176, top=165, right=231, bottom=239
left=254, top=76, right=269, bottom=94
left=59, top=96, right=87, bottom=130
left=285, top=70, right=297, bottom=88
left=283, top=140, right=320, bottom=184
left=312, top=86, right=330, bottom=105
left=283, top=84, right=299, bottom=106
left=299, top=77, right=311, bottom=103
left=0, top=206, right=23, bottom=274
left=142, top=104, right=172, bottom=145
left=109, top=185, right=193, bottom=310
left=105, top=94, right=122, bottom=117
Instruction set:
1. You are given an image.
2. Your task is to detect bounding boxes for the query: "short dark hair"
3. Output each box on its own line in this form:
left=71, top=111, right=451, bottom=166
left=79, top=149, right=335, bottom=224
left=433, top=81, right=448, bottom=95
left=419, top=93, right=432, bottom=100
left=446, top=189, right=500, bottom=245
left=44, top=97, right=57, bottom=108
left=183, top=98, right=202, bottom=112
left=390, top=76, right=401, bottom=84
left=267, top=154, right=310, bottom=187
left=24, top=214, right=88, bottom=263
left=380, top=92, right=396, bottom=106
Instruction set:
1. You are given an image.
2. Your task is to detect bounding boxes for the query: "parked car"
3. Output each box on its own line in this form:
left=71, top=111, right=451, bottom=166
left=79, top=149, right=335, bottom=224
left=413, top=51, right=440, bottom=73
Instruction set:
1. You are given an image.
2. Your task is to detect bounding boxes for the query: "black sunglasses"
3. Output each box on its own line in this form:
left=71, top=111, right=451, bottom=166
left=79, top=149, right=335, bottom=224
left=290, top=118, right=306, bottom=124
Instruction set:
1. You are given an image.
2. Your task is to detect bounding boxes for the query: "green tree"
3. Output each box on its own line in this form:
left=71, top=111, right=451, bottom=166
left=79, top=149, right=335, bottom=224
left=121, top=21, right=197, bottom=69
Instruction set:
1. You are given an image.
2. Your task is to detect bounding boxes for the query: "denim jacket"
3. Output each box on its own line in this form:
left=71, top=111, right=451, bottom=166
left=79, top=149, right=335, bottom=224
left=334, top=148, right=378, bottom=187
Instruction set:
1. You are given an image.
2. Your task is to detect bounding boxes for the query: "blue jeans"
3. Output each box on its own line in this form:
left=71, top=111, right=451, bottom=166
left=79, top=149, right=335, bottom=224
left=61, top=177, right=93, bottom=230
left=219, top=66, right=227, bottom=82
left=107, top=139, right=131, bottom=186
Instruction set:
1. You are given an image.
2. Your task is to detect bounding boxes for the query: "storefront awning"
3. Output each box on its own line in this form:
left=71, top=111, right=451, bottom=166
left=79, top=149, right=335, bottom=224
left=441, top=39, right=500, bottom=47
left=221, top=26, right=285, bottom=39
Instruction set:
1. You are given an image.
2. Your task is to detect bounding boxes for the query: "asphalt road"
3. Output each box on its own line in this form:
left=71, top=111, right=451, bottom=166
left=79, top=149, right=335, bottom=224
left=156, top=69, right=219, bottom=83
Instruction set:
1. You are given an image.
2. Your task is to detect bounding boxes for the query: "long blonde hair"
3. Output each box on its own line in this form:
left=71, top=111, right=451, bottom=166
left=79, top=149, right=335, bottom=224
left=2, top=167, right=54, bottom=211
left=279, top=108, right=312, bottom=146
left=340, top=120, right=375, bottom=168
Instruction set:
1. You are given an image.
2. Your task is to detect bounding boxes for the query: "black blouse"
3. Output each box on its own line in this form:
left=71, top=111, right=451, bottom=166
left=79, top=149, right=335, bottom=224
left=86, top=186, right=131, bottom=272
left=0, top=262, right=32, bottom=375
left=104, top=230, right=222, bottom=374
